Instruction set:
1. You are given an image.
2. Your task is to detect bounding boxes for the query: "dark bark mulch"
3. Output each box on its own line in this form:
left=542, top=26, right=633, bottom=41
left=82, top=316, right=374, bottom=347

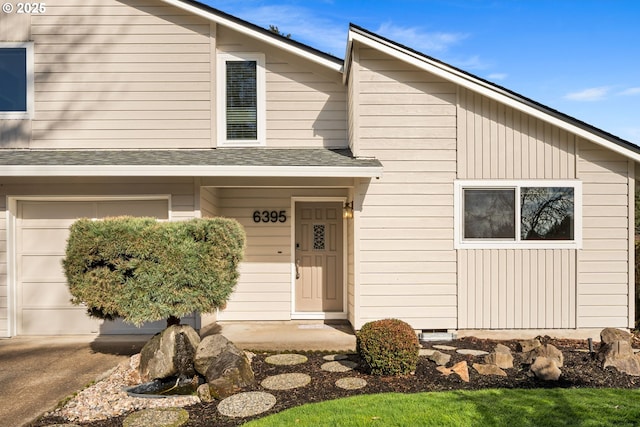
left=32, top=336, right=640, bottom=427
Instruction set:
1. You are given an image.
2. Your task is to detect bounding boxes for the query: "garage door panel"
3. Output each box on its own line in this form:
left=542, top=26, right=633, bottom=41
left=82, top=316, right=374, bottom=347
left=21, top=201, right=94, bottom=220
left=97, top=200, right=169, bottom=219
left=21, top=308, right=102, bottom=335
left=15, top=198, right=188, bottom=336
left=20, top=255, right=65, bottom=281
left=21, top=281, right=72, bottom=308
left=20, top=228, right=70, bottom=253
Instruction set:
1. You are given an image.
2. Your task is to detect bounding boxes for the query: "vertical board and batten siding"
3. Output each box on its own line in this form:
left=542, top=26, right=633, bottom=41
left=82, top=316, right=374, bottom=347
left=352, top=45, right=458, bottom=330
left=457, top=88, right=578, bottom=329
left=577, top=140, right=632, bottom=328
left=215, top=187, right=348, bottom=321
left=30, top=0, right=213, bottom=149
left=216, top=27, right=348, bottom=148
left=457, top=88, right=632, bottom=330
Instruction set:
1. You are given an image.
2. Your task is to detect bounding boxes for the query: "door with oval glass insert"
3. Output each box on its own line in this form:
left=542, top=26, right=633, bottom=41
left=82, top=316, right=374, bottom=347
left=295, top=202, right=343, bottom=312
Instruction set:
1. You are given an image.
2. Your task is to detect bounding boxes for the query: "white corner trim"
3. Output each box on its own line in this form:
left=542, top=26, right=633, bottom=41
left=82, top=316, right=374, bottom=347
left=160, top=0, right=343, bottom=72
left=348, top=29, right=640, bottom=163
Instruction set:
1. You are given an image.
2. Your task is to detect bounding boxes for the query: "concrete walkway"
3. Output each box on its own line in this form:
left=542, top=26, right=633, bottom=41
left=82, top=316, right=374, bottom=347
left=0, top=321, right=355, bottom=426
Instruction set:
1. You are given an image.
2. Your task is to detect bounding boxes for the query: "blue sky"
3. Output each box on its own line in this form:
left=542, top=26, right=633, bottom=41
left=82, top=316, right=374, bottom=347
left=204, top=0, right=640, bottom=145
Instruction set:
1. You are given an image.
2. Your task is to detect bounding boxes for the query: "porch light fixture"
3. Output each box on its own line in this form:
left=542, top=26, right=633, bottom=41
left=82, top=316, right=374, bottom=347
left=343, top=201, right=354, bottom=219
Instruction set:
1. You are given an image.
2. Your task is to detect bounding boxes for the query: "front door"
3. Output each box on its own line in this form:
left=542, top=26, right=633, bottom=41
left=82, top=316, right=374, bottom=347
left=295, top=202, right=344, bottom=312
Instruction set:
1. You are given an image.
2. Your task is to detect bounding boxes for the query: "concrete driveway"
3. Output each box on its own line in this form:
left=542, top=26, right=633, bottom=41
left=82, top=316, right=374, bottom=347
left=0, top=321, right=356, bottom=426
left=0, top=335, right=147, bottom=427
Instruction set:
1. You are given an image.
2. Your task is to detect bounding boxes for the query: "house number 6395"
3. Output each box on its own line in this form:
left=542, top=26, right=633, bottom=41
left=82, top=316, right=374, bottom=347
left=253, top=210, right=287, bottom=223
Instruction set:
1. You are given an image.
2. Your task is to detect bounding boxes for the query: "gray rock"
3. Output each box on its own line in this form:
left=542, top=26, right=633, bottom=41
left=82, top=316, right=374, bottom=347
left=597, top=330, right=640, bottom=376
left=518, top=339, right=541, bottom=353
left=495, top=343, right=511, bottom=354
left=457, top=349, right=489, bottom=356
left=472, top=363, right=507, bottom=377
left=484, top=351, right=513, bottom=369
left=194, top=334, right=233, bottom=375
left=428, top=350, right=451, bottom=366
left=600, top=327, right=632, bottom=345
left=197, top=383, right=213, bottom=403
left=139, top=325, right=201, bottom=382
left=523, top=344, right=564, bottom=367
left=530, top=356, right=561, bottom=381
left=204, top=349, right=255, bottom=399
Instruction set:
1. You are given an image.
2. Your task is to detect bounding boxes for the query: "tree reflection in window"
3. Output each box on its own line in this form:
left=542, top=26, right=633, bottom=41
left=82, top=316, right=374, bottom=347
left=521, top=187, right=574, bottom=240
left=463, top=189, right=515, bottom=239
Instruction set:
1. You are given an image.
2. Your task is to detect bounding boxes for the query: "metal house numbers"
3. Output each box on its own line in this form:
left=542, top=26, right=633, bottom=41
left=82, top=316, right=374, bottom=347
left=253, top=210, right=287, bottom=223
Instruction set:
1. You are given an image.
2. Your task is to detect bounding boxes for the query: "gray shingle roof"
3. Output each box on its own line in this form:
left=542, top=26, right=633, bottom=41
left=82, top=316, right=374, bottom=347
left=0, top=148, right=382, bottom=177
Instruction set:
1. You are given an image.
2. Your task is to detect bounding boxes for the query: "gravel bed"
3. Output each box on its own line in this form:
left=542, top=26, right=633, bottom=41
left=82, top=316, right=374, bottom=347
left=46, top=354, right=198, bottom=423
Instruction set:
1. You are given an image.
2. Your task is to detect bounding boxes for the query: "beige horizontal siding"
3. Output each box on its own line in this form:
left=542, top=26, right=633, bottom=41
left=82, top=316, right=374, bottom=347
left=217, top=27, right=347, bottom=148
left=577, top=139, right=632, bottom=328
left=352, top=45, right=457, bottom=330
left=214, top=187, right=348, bottom=321
left=29, top=0, right=212, bottom=149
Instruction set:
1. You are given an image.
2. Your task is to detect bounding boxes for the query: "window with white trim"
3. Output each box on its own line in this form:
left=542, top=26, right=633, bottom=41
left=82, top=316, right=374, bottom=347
left=0, top=42, right=33, bottom=118
left=454, top=180, right=582, bottom=249
left=217, top=52, right=265, bottom=146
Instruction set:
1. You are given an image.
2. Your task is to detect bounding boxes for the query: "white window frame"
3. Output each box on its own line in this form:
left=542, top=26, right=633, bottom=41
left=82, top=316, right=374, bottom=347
left=0, top=42, right=34, bottom=119
left=216, top=52, right=266, bottom=147
left=454, top=180, right=582, bottom=249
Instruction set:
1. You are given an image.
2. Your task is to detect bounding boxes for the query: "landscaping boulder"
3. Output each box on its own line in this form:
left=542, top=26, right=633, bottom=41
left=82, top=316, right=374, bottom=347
left=518, top=338, right=541, bottom=353
left=195, top=334, right=254, bottom=399
left=428, top=350, right=451, bottom=366
left=530, top=356, right=561, bottom=381
left=472, top=363, right=507, bottom=377
left=484, top=344, right=513, bottom=369
left=139, top=325, right=201, bottom=382
left=523, top=344, right=563, bottom=367
left=436, top=361, right=469, bottom=382
left=597, top=327, right=640, bottom=376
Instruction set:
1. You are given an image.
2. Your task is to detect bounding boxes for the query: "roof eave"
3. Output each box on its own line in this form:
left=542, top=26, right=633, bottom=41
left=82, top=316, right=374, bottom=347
left=0, top=165, right=383, bottom=178
left=348, top=25, right=640, bottom=163
left=160, top=0, right=344, bottom=72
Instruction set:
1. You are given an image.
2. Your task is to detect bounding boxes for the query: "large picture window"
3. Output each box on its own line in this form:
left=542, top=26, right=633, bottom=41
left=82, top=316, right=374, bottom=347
left=217, top=53, right=265, bottom=146
left=455, top=181, right=581, bottom=249
left=0, top=43, right=33, bottom=118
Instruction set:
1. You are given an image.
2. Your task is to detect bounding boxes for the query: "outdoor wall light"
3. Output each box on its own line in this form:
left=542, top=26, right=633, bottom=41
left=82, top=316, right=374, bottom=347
left=343, top=201, right=354, bottom=219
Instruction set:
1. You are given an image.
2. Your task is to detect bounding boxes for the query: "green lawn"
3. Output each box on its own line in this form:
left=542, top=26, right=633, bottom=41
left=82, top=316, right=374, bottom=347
left=243, top=388, right=640, bottom=427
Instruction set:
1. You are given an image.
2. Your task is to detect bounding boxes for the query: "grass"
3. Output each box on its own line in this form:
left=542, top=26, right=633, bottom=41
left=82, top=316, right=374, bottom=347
left=243, top=388, right=640, bottom=427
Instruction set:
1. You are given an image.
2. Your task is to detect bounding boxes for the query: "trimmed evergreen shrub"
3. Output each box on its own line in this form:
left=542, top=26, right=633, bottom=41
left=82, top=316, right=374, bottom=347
left=63, top=216, right=245, bottom=326
left=356, top=318, right=420, bottom=376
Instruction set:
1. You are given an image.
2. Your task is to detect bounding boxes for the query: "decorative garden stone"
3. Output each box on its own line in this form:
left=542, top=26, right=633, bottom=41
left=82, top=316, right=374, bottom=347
left=472, top=363, right=507, bottom=377
left=139, top=325, right=201, bottom=382
left=530, top=356, right=561, bottom=381
left=598, top=328, right=640, bottom=376
left=428, top=350, right=451, bottom=366
left=484, top=346, right=513, bottom=369
left=518, top=339, right=541, bottom=353
left=523, top=344, right=563, bottom=367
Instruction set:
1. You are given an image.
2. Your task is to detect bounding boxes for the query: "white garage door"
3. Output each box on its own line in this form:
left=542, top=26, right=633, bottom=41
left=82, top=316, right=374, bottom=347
left=15, top=199, right=194, bottom=335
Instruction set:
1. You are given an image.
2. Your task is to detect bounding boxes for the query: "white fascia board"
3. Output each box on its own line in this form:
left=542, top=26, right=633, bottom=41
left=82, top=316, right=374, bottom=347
left=348, top=30, right=640, bottom=163
left=0, top=165, right=382, bottom=178
left=161, top=0, right=343, bottom=72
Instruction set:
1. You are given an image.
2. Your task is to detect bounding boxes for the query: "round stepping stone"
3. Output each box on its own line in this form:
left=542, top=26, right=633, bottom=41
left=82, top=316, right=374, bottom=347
left=321, top=360, right=358, bottom=372
left=457, top=349, right=489, bottom=356
left=218, top=392, right=277, bottom=418
left=433, top=345, right=457, bottom=351
left=261, top=373, right=311, bottom=390
left=123, top=408, right=188, bottom=427
left=336, top=377, right=367, bottom=390
left=265, top=353, right=308, bottom=365
left=323, top=354, right=350, bottom=361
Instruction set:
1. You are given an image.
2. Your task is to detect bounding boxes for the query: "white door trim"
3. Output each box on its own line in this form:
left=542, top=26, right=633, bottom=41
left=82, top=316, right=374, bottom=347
left=290, top=197, right=348, bottom=320
left=6, top=195, right=172, bottom=337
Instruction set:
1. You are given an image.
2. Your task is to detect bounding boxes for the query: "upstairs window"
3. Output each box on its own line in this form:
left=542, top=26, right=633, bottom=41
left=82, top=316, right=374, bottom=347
left=454, top=180, right=581, bottom=249
left=217, top=53, right=265, bottom=146
left=0, top=43, right=33, bottom=118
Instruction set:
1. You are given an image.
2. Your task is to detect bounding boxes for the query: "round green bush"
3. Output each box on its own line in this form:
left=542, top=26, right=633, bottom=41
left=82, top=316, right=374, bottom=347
left=356, top=318, right=420, bottom=376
